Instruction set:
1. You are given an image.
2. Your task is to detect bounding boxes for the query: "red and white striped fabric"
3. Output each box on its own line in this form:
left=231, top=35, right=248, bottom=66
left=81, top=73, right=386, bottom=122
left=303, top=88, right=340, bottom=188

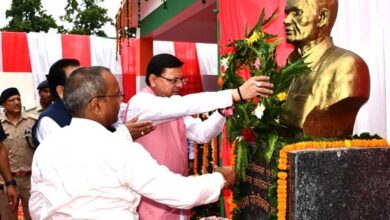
left=0, top=32, right=218, bottom=107
left=0, top=32, right=122, bottom=108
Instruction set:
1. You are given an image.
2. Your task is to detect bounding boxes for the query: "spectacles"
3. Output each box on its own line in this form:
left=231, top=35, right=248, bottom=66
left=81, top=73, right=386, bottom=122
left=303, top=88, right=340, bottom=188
left=89, top=91, right=125, bottom=102
left=158, top=75, right=188, bottom=86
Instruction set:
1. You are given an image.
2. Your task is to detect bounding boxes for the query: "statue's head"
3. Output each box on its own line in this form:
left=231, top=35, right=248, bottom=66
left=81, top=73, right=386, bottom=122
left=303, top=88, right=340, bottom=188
left=284, top=0, right=338, bottom=44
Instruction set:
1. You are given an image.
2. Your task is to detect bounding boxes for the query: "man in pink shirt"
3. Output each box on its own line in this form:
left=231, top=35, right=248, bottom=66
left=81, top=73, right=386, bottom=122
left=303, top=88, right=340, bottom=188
left=126, top=54, right=273, bottom=219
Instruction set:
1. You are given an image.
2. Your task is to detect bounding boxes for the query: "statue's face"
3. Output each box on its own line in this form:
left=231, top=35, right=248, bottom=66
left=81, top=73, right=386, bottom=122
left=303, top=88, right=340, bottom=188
left=284, top=0, right=320, bottom=44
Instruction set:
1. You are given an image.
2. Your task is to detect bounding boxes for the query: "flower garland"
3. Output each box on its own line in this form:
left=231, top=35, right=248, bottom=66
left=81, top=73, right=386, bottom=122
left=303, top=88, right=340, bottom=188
left=193, top=141, right=199, bottom=176
left=202, top=113, right=209, bottom=174
left=276, top=139, right=389, bottom=220
left=220, top=9, right=310, bottom=181
left=191, top=112, right=221, bottom=176
left=115, top=0, right=138, bottom=56
left=202, top=142, right=209, bottom=174
left=212, top=137, right=219, bottom=167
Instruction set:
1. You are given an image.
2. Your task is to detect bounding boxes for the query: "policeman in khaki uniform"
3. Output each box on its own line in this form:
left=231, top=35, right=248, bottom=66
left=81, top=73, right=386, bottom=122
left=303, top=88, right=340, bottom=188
left=0, top=87, right=35, bottom=220
left=28, top=79, right=53, bottom=118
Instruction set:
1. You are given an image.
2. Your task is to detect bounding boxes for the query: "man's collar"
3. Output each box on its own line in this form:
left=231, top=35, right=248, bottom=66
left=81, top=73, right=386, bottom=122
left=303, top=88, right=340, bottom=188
left=143, top=86, right=156, bottom=95
left=1, top=112, right=28, bottom=123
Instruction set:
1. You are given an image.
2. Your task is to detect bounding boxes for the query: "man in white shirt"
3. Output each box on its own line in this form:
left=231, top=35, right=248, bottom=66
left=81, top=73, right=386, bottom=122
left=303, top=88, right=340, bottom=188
left=125, top=53, right=273, bottom=219
left=32, top=59, right=153, bottom=146
left=29, top=66, right=235, bottom=220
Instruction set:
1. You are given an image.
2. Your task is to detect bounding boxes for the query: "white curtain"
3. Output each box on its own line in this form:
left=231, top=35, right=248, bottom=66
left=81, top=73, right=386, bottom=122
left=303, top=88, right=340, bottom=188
left=153, top=41, right=175, bottom=55
left=27, top=32, right=62, bottom=103
left=90, top=36, right=123, bottom=90
left=332, top=0, right=390, bottom=139
left=90, top=36, right=122, bottom=74
left=195, top=43, right=218, bottom=76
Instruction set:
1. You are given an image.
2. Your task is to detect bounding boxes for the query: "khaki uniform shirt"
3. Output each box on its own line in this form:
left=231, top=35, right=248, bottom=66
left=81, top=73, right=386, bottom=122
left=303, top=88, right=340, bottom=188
left=0, top=113, right=36, bottom=183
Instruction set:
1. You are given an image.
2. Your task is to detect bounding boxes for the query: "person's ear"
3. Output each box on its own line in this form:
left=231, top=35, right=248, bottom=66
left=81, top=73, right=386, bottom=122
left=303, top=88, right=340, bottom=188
left=149, top=74, right=157, bottom=87
left=56, top=85, right=64, bottom=100
left=317, top=8, right=330, bottom=28
left=89, top=98, right=102, bottom=115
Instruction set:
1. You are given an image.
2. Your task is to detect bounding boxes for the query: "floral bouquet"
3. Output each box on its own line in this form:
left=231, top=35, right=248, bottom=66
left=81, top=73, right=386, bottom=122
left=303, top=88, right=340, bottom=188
left=219, top=9, right=310, bottom=181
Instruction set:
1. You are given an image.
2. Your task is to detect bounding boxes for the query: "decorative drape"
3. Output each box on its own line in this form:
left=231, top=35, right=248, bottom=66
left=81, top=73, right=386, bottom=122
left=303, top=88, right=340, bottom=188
left=1, top=32, right=123, bottom=107
left=61, top=34, right=92, bottom=67
left=218, top=0, right=293, bottom=66
left=174, top=42, right=203, bottom=95
left=119, top=38, right=138, bottom=102
left=195, top=43, right=218, bottom=76
left=1, top=32, right=31, bottom=72
left=153, top=40, right=175, bottom=55
left=27, top=32, right=62, bottom=102
left=332, top=0, right=390, bottom=139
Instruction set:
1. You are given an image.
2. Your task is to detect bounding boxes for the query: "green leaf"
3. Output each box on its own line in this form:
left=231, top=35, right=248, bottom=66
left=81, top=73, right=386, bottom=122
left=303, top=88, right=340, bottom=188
left=265, top=134, right=278, bottom=164
left=235, top=140, right=248, bottom=182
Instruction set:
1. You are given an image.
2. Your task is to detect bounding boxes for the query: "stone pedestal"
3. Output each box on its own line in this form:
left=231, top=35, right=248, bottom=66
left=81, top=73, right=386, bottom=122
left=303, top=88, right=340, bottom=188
left=288, top=147, right=390, bottom=220
left=235, top=147, right=277, bottom=220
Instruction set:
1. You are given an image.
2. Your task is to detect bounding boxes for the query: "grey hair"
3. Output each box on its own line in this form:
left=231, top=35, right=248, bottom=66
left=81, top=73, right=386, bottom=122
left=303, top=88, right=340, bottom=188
left=64, top=66, right=110, bottom=117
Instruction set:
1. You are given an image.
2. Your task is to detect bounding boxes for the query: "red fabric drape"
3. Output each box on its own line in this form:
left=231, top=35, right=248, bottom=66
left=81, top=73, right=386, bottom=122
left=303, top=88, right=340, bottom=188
left=173, top=42, right=203, bottom=95
left=120, top=39, right=138, bottom=102
left=61, top=34, right=91, bottom=67
left=219, top=0, right=294, bottom=65
left=218, top=0, right=294, bottom=217
left=1, top=32, right=31, bottom=72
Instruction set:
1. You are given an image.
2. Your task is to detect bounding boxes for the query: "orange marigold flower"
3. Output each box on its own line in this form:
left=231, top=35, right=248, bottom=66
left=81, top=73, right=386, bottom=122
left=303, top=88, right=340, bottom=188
left=278, top=163, right=287, bottom=170
left=218, top=76, right=224, bottom=88
left=277, top=172, right=288, bottom=179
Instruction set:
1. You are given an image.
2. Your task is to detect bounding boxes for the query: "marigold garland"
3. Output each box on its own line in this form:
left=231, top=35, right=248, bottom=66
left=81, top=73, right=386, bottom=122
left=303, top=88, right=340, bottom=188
left=202, top=142, right=209, bottom=174
left=193, top=142, right=199, bottom=176
left=276, top=139, right=389, bottom=220
left=212, top=137, right=219, bottom=167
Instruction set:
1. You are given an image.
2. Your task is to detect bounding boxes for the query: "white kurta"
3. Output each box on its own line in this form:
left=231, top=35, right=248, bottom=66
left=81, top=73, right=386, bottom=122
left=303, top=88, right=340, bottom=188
left=36, top=116, right=132, bottom=144
left=29, top=118, right=224, bottom=220
left=125, top=88, right=234, bottom=143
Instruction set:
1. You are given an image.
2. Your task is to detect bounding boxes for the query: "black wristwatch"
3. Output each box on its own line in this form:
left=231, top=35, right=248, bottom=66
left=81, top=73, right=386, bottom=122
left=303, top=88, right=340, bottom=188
left=5, top=178, right=16, bottom=187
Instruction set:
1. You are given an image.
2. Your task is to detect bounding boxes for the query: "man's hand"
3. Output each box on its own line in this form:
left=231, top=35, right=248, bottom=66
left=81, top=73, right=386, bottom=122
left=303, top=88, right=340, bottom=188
left=6, top=185, right=17, bottom=212
left=232, top=75, right=273, bottom=101
left=124, top=116, right=155, bottom=140
left=214, top=166, right=236, bottom=189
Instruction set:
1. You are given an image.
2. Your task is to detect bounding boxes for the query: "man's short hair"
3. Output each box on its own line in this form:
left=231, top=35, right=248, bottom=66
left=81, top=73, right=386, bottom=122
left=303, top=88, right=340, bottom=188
left=63, top=66, right=109, bottom=117
left=145, top=54, right=184, bottom=86
left=47, top=59, right=80, bottom=100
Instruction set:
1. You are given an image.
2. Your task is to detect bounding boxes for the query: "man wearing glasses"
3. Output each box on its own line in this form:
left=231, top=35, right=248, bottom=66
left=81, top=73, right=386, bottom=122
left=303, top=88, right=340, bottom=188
left=124, top=53, right=273, bottom=220
left=32, top=59, right=153, bottom=146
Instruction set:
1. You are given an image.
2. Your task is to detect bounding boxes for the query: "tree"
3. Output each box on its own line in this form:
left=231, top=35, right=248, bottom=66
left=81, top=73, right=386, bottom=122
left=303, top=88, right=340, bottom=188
left=61, top=0, right=113, bottom=37
left=1, top=0, right=57, bottom=32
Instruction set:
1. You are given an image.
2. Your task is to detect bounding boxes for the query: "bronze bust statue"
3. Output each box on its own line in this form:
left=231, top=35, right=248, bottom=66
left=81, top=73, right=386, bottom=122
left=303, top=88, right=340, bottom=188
left=283, top=0, right=370, bottom=137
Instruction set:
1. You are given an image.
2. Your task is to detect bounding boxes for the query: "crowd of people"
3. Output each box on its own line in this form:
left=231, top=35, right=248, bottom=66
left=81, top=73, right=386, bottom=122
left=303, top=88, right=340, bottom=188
left=0, top=54, right=273, bottom=219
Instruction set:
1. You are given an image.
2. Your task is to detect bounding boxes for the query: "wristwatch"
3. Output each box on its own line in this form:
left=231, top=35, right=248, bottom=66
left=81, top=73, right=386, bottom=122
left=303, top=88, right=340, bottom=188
left=5, top=178, right=16, bottom=187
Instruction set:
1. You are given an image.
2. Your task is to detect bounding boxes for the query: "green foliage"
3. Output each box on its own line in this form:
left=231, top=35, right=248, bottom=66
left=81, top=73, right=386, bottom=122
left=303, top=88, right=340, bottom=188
left=60, top=0, right=113, bottom=36
left=1, top=0, right=57, bottom=32
left=220, top=8, right=311, bottom=219
left=220, top=8, right=310, bottom=179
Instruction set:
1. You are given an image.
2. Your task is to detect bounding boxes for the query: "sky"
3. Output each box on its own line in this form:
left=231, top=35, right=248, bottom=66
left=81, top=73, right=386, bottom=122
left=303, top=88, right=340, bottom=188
left=0, top=0, right=122, bottom=38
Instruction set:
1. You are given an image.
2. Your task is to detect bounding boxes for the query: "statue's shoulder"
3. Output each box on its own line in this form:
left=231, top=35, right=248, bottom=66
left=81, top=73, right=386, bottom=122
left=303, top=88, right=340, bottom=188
left=327, top=46, right=369, bottom=74
left=330, top=46, right=366, bottom=64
